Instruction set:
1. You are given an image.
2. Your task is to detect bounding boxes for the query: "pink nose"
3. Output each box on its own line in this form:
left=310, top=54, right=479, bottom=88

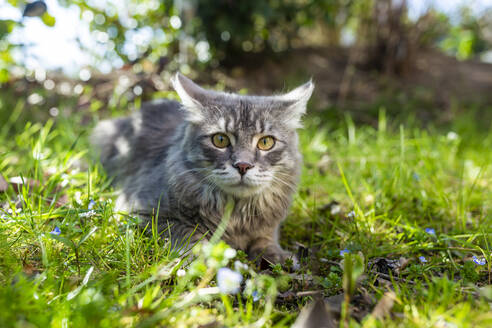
left=233, top=162, right=254, bottom=176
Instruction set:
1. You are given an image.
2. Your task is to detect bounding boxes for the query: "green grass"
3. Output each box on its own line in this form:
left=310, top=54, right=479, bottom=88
left=1, top=99, right=492, bottom=327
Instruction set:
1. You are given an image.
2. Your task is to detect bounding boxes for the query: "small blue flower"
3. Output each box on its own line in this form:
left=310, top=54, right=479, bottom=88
left=88, top=199, right=96, bottom=210
left=347, top=211, right=355, bottom=218
left=252, top=291, right=260, bottom=302
left=50, top=226, right=61, bottom=236
left=472, top=256, right=486, bottom=266
left=412, top=172, right=420, bottom=181
left=217, top=268, right=243, bottom=294
left=340, top=249, right=350, bottom=257
left=425, top=228, right=436, bottom=235
left=418, top=256, right=427, bottom=263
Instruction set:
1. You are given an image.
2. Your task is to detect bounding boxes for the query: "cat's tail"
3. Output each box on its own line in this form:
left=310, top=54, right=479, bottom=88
left=90, top=117, right=135, bottom=182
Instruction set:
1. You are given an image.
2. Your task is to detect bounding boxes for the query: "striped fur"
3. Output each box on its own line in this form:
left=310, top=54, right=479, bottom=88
left=91, top=73, right=314, bottom=263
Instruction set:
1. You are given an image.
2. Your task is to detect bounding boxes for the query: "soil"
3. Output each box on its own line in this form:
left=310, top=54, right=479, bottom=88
left=213, top=46, right=492, bottom=126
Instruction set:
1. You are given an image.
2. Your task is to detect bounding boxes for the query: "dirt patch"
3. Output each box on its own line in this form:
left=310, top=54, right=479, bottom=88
left=213, top=46, right=492, bottom=125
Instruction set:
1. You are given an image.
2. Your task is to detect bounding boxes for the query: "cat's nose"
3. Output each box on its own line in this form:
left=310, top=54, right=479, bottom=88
left=233, top=162, right=254, bottom=176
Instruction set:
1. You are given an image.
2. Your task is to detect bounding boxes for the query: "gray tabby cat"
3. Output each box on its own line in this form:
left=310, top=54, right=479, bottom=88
left=91, top=73, right=314, bottom=264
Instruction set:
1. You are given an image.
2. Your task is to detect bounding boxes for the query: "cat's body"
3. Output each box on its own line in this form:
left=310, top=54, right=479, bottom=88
left=91, top=74, right=313, bottom=263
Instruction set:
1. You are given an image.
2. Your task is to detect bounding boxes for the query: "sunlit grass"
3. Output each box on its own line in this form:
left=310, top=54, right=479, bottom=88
left=1, top=104, right=491, bottom=327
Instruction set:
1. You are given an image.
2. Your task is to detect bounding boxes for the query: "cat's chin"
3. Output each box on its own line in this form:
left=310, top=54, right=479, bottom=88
left=220, top=183, right=265, bottom=198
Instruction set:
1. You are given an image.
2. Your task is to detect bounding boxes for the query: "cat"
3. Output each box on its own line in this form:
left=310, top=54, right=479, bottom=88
left=91, top=73, right=314, bottom=264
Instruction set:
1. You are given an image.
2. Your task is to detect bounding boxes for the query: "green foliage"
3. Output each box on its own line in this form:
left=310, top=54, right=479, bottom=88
left=0, top=19, right=17, bottom=82
left=0, top=19, right=16, bottom=39
left=193, top=0, right=354, bottom=57
left=60, top=0, right=179, bottom=65
left=0, top=0, right=490, bottom=85
left=320, top=271, right=342, bottom=293
left=342, top=253, right=364, bottom=298
left=41, top=12, right=56, bottom=27
left=439, top=7, right=491, bottom=60
left=460, top=260, right=481, bottom=284
left=47, top=0, right=359, bottom=71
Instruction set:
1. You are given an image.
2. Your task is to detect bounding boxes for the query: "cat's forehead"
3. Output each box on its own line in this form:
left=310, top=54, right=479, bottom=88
left=173, top=73, right=313, bottom=130
left=203, top=98, right=279, bottom=134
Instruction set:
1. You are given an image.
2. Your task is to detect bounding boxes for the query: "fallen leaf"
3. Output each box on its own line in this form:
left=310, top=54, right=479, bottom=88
left=371, top=291, right=396, bottom=320
left=22, top=262, right=42, bottom=277
left=54, top=194, right=69, bottom=207
left=292, top=298, right=337, bottom=328
left=0, top=176, right=7, bottom=192
left=197, top=321, right=220, bottom=328
left=395, top=257, right=410, bottom=274
left=316, top=154, right=332, bottom=174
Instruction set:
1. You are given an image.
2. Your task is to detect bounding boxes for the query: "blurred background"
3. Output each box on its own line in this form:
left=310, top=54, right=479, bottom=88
left=1, top=0, right=492, bottom=129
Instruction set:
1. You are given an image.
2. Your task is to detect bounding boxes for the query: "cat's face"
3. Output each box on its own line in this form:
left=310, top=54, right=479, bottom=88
left=186, top=102, right=300, bottom=198
left=172, top=73, right=314, bottom=198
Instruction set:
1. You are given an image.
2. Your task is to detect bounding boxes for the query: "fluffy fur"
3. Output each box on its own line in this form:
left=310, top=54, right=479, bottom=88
left=91, top=73, right=314, bottom=263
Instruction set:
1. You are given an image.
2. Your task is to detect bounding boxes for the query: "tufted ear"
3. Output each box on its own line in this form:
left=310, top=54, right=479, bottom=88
left=276, top=80, right=314, bottom=129
left=171, top=73, right=210, bottom=122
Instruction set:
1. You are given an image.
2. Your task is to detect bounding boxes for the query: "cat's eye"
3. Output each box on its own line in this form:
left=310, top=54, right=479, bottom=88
left=257, top=136, right=275, bottom=151
left=212, top=133, right=230, bottom=148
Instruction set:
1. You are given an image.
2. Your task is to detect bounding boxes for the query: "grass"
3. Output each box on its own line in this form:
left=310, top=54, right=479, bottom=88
left=1, top=93, right=492, bottom=327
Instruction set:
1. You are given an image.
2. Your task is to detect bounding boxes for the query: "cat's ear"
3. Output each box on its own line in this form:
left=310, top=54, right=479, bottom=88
left=171, top=73, right=208, bottom=122
left=276, top=80, right=314, bottom=129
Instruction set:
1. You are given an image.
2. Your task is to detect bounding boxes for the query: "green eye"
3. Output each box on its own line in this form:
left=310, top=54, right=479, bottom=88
left=212, top=133, right=230, bottom=148
left=257, top=136, right=275, bottom=151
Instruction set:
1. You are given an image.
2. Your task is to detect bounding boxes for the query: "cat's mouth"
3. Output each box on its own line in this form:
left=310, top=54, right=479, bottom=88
left=224, top=185, right=262, bottom=197
left=235, top=178, right=250, bottom=186
left=231, top=179, right=260, bottom=189
left=219, top=178, right=265, bottom=197
left=210, top=168, right=270, bottom=197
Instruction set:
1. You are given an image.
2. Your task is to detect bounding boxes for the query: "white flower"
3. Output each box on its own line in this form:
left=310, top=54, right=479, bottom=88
left=447, top=131, right=459, bottom=140
left=60, top=174, right=70, bottom=187
left=224, top=248, right=237, bottom=260
left=79, top=210, right=96, bottom=218
left=330, top=204, right=341, bottom=215
left=234, top=260, right=248, bottom=271
left=74, top=191, right=82, bottom=205
left=217, top=268, right=243, bottom=294
left=176, top=269, right=186, bottom=277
